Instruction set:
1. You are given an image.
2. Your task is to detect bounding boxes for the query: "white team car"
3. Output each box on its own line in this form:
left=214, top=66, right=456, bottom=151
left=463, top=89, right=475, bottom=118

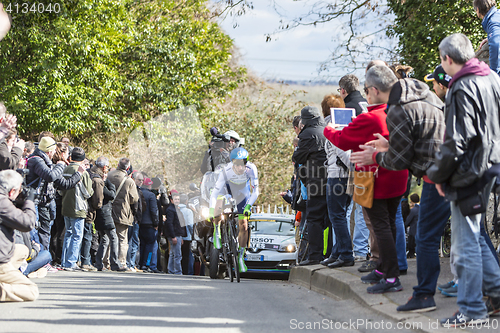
left=244, top=213, right=297, bottom=274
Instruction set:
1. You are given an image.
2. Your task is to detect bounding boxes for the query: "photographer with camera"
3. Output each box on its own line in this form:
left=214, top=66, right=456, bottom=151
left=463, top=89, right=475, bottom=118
left=200, top=128, right=242, bottom=174
left=0, top=129, right=24, bottom=171
left=26, top=137, right=83, bottom=252
left=0, top=170, right=38, bottom=302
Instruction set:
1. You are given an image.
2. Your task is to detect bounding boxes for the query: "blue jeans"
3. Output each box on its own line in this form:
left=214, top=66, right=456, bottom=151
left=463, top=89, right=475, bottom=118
left=150, top=230, right=159, bottom=270
left=139, top=226, right=156, bottom=268
left=451, top=201, right=500, bottom=318
left=126, top=223, right=140, bottom=268
left=61, top=216, right=85, bottom=268
left=413, top=182, right=451, bottom=297
left=326, top=178, right=353, bottom=261
left=395, top=202, right=408, bottom=270
left=23, top=250, right=52, bottom=276
left=168, top=237, right=182, bottom=275
left=347, top=202, right=369, bottom=257
left=80, top=222, right=93, bottom=266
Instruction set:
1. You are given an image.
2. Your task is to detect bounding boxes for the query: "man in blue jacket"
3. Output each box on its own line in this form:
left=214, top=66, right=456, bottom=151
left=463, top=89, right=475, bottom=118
left=475, top=0, right=500, bottom=73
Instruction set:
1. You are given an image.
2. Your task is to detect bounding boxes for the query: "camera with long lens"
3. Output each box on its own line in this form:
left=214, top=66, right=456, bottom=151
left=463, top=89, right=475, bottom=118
left=209, top=127, right=230, bottom=150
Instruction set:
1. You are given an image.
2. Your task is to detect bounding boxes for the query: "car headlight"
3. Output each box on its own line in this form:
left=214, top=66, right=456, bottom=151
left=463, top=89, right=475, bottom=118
left=279, top=243, right=296, bottom=252
left=201, top=207, right=209, bottom=219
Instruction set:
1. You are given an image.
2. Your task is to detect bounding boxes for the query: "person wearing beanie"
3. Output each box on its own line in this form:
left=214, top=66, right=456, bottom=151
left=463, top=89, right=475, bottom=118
left=292, top=106, right=329, bottom=266
left=60, top=147, right=94, bottom=270
left=26, top=136, right=80, bottom=251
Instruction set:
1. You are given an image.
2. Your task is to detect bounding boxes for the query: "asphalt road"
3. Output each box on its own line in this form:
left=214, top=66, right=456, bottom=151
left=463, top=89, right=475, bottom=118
left=0, top=271, right=421, bottom=333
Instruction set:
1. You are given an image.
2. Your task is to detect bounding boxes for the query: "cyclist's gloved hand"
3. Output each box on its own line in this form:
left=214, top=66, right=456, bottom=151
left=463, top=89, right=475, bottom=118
left=208, top=207, right=215, bottom=222
left=243, top=204, right=252, bottom=217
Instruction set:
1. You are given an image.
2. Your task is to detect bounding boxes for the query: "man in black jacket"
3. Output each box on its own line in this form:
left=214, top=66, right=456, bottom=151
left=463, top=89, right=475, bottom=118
left=427, top=33, right=500, bottom=326
left=292, top=106, right=328, bottom=266
left=338, top=74, right=367, bottom=116
left=164, top=192, right=186, bottom=274
left=26, top=137, right=82, bottom=251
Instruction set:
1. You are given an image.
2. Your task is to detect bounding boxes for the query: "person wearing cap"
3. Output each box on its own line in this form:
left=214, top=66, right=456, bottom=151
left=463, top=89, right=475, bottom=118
left=138, top=177, right=160, bottom=273
left=92, top=157, right=126, bottom=272
left=59, top=147, right=94, bottom=271
left=26, top=136, right=74, bottom=251
left=424, top=65, right=452, bottom=100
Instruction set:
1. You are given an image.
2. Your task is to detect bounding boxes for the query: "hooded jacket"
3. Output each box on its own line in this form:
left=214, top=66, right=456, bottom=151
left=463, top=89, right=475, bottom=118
left=0, top=190, right=37, bottom=264
left=482, top=6, right=500, bottom=74
left=427, top=58, right=500, bottom=188
left=292, top=106, right=328, bottom=197
left=374, top=78, right=445, bottom=178
left=324, top=104, right=408, bottom=199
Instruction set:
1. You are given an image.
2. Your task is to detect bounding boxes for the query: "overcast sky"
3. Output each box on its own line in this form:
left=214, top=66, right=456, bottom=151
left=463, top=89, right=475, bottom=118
left=214, top=0, right=396, bottom=83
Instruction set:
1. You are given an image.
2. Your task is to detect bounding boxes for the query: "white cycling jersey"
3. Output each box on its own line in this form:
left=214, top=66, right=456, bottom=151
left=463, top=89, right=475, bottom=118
left=209, top=161, right=259, bottom=211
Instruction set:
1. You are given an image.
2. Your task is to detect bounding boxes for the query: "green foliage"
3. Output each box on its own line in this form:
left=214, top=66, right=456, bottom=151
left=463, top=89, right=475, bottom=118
left=387, top=0, right=485, bottom=80
left=0, top=0, right=244, bottom=140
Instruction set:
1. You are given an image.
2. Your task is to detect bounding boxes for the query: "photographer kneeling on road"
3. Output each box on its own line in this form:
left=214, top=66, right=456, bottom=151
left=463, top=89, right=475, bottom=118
left=0, top=170, right=38, bottom=302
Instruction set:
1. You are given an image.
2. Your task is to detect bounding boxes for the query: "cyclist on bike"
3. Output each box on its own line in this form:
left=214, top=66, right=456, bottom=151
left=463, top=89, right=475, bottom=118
left=208, top=147, right=259, bottom=273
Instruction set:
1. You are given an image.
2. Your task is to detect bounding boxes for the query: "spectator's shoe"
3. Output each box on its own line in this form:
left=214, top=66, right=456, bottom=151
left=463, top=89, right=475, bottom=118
left=97, top=267, right=108, bottom=272
left=354, top=254, right=367, bottom=262
left=128, top=266, right=137, bottom=272
left=238, top=248, right=248, bottom=273
left=27, top=267, right=48, bottom=279
left=438, top=280, right=455, bottom=292
left=151, top=269, right=164, bottom=274
left=367, top=278, right=403, bottom=294
left=112, top=267, right=128, bottom=272
left=327, top=258, right=355, bottom=268
left=440, top=311, right=488, bottom=328
left=43, top=264, right=58, bottom=273
left=213, top=223, right=222, bottom=250
left=486, top=296, right=500, bottom=316
left=441, top=283, right=458, bottom=297
left=358, top=260, right=377, bottom=272
left=360, top=270, right=383, bottom=284
left=141, top=266, right=153, bottom=273
left=64, top=266, right=83, bottom=272
left=320, top=255, right=338, bottom=266
left=81, top=264, right=97, bottom=272
left=397, top=295, right=436, bottom=312
left=298, top=259, right=320, bottom=266
left=400, top=269, right=407, bottom=275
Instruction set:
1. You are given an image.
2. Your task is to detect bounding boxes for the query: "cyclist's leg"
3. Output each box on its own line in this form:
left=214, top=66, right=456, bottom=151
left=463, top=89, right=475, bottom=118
left=212, top=197, right=224, bottom=249
left=236, top=201, right=249, bottom=272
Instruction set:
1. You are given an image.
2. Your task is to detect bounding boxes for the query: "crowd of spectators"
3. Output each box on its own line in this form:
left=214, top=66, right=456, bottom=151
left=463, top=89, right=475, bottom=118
left=282, top=0, right=500, bottom=326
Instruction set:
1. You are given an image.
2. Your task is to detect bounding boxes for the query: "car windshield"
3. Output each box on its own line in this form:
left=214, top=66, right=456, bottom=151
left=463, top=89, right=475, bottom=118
left=249, top=220, right=295, bottom=236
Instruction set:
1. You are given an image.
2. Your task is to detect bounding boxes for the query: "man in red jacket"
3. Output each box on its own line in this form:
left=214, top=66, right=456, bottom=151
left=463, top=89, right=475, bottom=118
left=324, top=65, right=408, bottom=294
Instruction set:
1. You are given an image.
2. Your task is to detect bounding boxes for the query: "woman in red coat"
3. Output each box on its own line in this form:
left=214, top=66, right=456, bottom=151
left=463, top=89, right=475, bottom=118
left=324, top=79, right=407, bottom=294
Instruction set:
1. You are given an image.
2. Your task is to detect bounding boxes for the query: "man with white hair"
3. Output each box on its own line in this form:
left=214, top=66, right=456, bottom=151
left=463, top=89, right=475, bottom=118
left=0, top=170, right=38, bottom=302
left=427, top=33, right=500, bottom=327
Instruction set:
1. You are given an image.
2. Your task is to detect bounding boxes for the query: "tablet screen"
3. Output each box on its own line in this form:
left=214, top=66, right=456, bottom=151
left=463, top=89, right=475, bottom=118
left=331, top=108, right=355, bottom=127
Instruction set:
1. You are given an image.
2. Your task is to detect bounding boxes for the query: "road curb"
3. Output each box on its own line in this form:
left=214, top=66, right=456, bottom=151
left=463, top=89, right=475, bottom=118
left=289, top=265, right=452, bottom=333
